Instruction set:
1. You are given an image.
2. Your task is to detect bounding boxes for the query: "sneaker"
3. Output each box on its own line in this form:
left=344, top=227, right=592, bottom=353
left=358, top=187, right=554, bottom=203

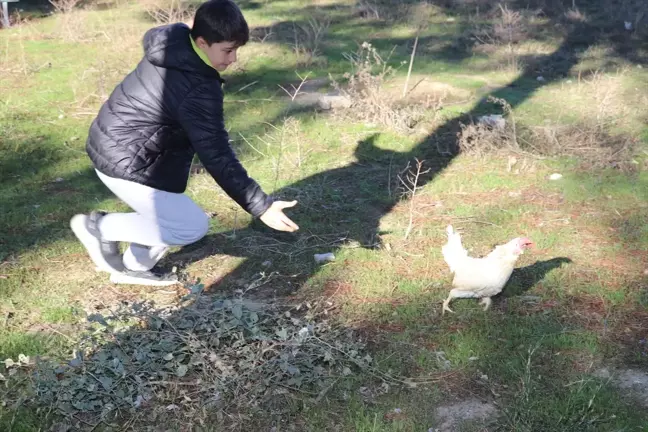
left=70, top=211, right=123, bottom=273
left=109, top=269, right=179, bottom=287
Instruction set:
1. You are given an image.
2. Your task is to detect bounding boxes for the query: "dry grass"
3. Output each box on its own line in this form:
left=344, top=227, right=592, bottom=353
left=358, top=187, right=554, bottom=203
left=471, top=4, right=546, bottom=73
left=292, top=14, right=331, bottom=67
left=353, top=0, right=441, bottom=23
left=457, top=67, right=639, bottom=171
left=139, top=0, right=196, bottom=24
left=48, top=0, right=82, bottom=14
left=524, top=123, right=636, bottom=170
left=331, top=42, right=444, bottom=133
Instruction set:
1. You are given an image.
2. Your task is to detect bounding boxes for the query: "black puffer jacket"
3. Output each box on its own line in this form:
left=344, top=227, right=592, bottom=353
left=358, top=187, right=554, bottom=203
left=86, top=23, right=272, bottom=218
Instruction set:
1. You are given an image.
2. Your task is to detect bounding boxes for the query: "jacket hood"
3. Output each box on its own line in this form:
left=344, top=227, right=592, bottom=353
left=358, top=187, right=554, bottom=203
left=143, top=23, right=222, bottom=80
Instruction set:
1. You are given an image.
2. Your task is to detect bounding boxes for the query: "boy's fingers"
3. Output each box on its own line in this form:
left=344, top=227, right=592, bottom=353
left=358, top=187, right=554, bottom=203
left=283, top=217, right=299, bottom=231
left=275, top=200, right=297, bottom=209
left=279, top=214, right=298, bottom=231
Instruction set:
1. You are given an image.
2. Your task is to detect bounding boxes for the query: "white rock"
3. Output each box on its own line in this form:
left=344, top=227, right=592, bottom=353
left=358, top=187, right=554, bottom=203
left=624, top=21, right=633, bottom=31
left=477, top=114, right=505, bottom=130
left=549, top=173, right=563, bottom=180
left=317, top=95, right=352, bottom=110
left=314, top=252, right=335, bottom=263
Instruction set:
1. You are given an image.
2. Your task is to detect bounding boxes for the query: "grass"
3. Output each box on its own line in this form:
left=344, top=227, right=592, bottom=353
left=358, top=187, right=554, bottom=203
left=1, top=0, right=648, bottom=430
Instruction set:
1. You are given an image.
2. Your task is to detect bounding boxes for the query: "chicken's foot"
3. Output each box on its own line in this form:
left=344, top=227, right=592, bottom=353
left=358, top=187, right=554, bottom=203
left=479, top=297, right=492, bottom=311
left=442, top=297, right=454, bottom=315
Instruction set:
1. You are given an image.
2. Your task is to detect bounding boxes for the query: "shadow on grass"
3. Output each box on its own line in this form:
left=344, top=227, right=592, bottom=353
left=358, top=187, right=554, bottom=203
left=500, top=257, right=573, bottom=298
left=0, top=134, right=112, bottom=262
left=3, top=0, right=648, bottom=430
left=166, top=14, right=620, bottom=297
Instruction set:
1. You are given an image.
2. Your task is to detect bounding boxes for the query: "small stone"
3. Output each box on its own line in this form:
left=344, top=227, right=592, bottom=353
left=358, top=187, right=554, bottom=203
left=537, top=76, right=545, bottom=82
left=314, top=252, right=335, bottom=263
left=593, top=368, right=611, bottom=379
left=317, top=94, right=352, bottom=110
left=548, top=173, right=563, bottom=180
left=477, top=114, right=505, bottom=130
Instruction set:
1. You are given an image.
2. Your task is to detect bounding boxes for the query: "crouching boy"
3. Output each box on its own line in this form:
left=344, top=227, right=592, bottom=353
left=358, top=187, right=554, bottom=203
left=71, top=0, right=298, bottom=286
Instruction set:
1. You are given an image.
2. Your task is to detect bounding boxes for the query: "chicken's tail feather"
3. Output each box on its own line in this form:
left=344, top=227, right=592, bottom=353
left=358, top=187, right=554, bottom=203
left=442, top=225, right=468, bottom=273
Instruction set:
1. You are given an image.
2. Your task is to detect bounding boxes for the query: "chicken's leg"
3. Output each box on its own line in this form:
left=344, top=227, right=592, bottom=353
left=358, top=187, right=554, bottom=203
left=479, top=297, right=492, bottom=311
left=442, top=288, right=468, bottom=315
left=442, top=295, right=455, bottom=315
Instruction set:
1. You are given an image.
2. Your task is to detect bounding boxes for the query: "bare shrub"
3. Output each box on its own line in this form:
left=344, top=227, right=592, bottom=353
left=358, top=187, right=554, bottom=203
left=524, top=123, right=637, bottom=171
left=140, top=0, right=195, bottom=24
left=471, top=4, right=544, bottom=72
left=48, top=0, right=82, bottom=14
left=292, top=15, right=331, bottom=66
left=398, top=158, right=430, bottom=239
left=457, top=94, right=637, bottom=171
left=354, top=0, right=439, bottom=23
left=457, top=96, right=518, bottom=156
left=457, top=122, right=511, bottom=156
left=331, top=42, right=443, bottom=133
left=564, top=7, right=587, bottom=23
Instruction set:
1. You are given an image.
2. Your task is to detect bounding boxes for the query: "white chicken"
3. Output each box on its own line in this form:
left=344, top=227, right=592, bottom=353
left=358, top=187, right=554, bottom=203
left=441, top=225, right=533, bottom=314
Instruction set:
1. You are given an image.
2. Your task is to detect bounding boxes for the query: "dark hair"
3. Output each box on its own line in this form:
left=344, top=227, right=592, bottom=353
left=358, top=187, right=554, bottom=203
left=190, top=0, right=249, bottom=46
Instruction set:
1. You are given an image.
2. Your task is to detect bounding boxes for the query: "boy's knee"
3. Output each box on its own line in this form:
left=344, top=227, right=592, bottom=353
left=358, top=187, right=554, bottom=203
left=184, top=211, right=209, bottom=244
left=164, top=210, right=209, bottom=245
left=193, top=211, right=210, bottom=241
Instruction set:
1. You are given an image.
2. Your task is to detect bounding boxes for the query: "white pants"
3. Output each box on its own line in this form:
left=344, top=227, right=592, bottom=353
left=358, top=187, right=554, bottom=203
left=95, top=170, right=209, bottom=271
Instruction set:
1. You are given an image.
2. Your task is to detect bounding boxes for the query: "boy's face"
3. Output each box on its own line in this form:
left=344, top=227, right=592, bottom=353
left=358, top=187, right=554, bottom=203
left=196, top=37, right=239, bottom=71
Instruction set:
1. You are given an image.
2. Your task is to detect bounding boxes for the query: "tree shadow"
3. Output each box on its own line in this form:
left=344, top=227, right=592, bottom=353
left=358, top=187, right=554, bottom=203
left=0, top=133, right=112, bottom=263
left=164, top=15, right=617, bottom=297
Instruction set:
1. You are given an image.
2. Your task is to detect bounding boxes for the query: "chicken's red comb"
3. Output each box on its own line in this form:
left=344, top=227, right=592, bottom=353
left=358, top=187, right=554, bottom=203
left=520, top=237, right=534, bottom=247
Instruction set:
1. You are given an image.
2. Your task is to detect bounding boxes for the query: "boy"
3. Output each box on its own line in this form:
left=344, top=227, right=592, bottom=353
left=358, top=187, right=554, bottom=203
left=70, top=0, right=298, bottom=286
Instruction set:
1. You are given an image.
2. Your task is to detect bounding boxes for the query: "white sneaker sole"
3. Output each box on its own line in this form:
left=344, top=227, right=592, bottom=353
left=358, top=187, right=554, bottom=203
left=70, top=214, right=124, bottom=273
left=109, top=272, right=179, bottom=287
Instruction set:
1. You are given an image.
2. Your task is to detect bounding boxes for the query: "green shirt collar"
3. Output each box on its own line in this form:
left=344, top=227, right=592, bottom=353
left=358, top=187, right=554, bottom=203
left=190, top=35, right=213, bottom=68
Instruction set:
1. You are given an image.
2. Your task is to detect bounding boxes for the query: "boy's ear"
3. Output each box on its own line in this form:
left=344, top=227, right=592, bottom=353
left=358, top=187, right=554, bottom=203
left=195, top=36, right=209, bottom=49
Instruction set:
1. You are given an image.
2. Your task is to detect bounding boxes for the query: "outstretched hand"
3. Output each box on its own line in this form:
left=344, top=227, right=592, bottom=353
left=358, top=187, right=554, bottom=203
left=259, top=200, right=299, bottom=232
